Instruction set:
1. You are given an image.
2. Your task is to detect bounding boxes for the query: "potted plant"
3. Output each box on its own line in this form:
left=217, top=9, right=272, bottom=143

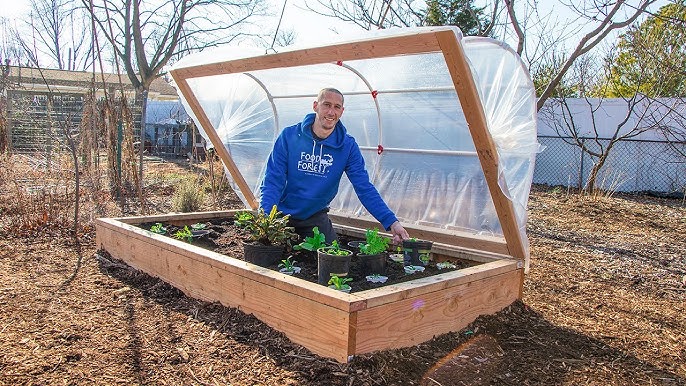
left=327, top=275, right=352, bottom=293
left=293, top=226, right=327, bottom=259
left=357, top=228, right=389, bottom=276
left=278, top=256, right=301, bottom=275
left=317, top=240, right=353, bottom=285
left=234, top=205, right=297, bottom=267
left=402, top=237, right=433, bottom=266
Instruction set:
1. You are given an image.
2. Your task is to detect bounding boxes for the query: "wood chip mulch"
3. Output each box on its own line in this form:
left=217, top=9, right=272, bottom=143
left=1, top=163, right=684, bottom=385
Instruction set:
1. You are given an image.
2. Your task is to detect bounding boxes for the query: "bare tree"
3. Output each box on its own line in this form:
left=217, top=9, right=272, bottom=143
left=540, top=53, right=686, bottom=194
left=17, top=0, right=95, bottom=70
left=82, top=0, right=266, bottom=183
left=531, top=0, right=661, bottom=110
left=302, top=0, right=664, bottom=111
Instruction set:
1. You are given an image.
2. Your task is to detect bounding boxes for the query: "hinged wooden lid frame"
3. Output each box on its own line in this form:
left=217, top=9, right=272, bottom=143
left=169, top=27, right=527, bottom=261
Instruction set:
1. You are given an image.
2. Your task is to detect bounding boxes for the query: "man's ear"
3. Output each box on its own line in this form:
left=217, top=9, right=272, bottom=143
left=313, top=101, right=318, bottom=111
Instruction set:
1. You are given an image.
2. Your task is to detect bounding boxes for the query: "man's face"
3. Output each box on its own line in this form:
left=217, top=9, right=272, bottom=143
left=313, top=91, right=344, bottom=132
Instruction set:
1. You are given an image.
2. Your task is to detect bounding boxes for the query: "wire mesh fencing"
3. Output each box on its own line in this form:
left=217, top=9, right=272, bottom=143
left=534, top=136, right=686, bottom=196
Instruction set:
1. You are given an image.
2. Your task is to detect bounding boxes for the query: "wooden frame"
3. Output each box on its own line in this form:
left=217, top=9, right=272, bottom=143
left=96, top=27, right=531, bottom=363
left=96, top=211, right=523, bottom=363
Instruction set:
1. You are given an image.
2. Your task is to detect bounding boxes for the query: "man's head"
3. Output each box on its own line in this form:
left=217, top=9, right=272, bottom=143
left=312, top=88, right=345, bottom=137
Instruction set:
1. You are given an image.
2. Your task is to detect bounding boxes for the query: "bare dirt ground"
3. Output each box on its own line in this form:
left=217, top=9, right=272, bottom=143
left=0, top=157, right=684, bottom=385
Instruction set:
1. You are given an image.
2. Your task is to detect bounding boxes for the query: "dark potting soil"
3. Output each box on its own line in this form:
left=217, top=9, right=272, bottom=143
left=139, top=218, right=470, bottom=293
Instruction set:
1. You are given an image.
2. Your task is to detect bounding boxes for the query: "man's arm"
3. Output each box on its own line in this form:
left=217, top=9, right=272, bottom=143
left=260, top=133, right=289, bottom=211
left=344, top=142, right=406, bottom=236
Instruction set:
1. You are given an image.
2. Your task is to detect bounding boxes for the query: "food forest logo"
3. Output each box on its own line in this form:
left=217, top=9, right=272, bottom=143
left=298, top=151, right=333, bottom=174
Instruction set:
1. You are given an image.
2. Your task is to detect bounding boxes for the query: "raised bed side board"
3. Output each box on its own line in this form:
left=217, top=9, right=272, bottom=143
left=95, top=210, right=523, bottom=363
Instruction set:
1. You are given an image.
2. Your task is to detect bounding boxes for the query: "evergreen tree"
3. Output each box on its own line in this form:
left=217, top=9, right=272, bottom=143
left=601, top=1, right=686, bottom=97
left=423, top=0, right=486, bottom=36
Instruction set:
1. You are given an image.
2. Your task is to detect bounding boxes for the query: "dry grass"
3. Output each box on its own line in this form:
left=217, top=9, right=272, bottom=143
left=0, top=154, right=684, bottom=385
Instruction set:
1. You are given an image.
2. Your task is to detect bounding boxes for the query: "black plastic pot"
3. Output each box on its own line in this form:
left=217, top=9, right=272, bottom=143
left=402, top=239, right=433, bottom=266
left=358, top=253, right=387, bottom=276
left=317, top=248, right=352, bottom=285
left=243, top=242, right=283, bottom=267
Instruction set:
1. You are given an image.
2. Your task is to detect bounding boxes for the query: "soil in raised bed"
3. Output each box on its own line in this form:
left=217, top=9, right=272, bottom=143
left=139, top=218, right=474, bottom=293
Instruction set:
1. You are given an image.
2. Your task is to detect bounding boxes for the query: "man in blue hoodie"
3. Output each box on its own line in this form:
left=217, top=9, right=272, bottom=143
left=260, top=88, right=409, bottom=244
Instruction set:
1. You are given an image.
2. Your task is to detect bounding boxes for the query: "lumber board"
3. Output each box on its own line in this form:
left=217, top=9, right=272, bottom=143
left=352, top=269, right=521, bottom=355
left=171, top=75, right=258, bottom=209
left=96, top=213, right=524, bottom=363
left=96, top=218, right=367, bottom=312
left=435, top=30, right=527, bottom=260
left=113, top=210, right=239, bottom=225
left=96, top=219, right=359, bottom=361
left=355, top=259, right=520, bottom=308
left=170, top=30, right=448, bottom=80
left=331, top=216, right=509, bottom=256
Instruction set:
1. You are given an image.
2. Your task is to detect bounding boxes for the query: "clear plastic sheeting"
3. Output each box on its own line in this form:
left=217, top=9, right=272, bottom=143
left=170, top=27, right=539, bottom=264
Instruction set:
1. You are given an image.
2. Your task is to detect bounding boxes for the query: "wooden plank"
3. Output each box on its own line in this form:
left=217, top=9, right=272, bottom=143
left=170, top=29, right=449, bottom=81
left=355, top=260, right=520, bottom=308
left=330, top=215, right=509, bottom=256
left=95, top=212, right=523, bottom=362
left=96, top=220, right=357, bottom=362
left=112, top=210, right=239, bottom=225
left=170, top=75, right=258, bottom=209
left=95, top=218, right=368, bottom=312
left=435, top=30, right=527, bottom=261
left=352, top=269, right=521, bottom=355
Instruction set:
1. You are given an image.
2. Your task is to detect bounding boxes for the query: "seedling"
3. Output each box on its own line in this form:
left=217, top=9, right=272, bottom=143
left=278, top=256, right=298, bottom=272
left=173, top=225, right=193, bottom=243
left=319, top=240, right=352, bottom=256
left=359, top=228, right=389, bottom=255
left=436, top=262, right=457, bottom=270
left=190, top=222, right=206, bottom=230
left=294, top=226, right=326, bottom=252
left=234, top=205, right=296, bottom=246
left=150, top=223, right=167, bottom=234
left=328, top=275, right=352, bottom=291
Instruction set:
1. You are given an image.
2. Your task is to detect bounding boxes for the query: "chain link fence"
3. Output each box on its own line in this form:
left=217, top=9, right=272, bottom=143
left=534, top=135, right=686, bottom=196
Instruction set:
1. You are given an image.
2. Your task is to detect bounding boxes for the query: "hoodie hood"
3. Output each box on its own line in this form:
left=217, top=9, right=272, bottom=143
left=299, top=113, right=347, bottom=149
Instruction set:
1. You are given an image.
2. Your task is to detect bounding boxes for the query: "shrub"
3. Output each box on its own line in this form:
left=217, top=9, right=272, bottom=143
left=172, top=179, right=205, bottom=212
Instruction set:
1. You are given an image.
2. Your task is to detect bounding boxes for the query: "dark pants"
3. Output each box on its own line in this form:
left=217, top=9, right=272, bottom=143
left=288, top=209, right=338, bottom=244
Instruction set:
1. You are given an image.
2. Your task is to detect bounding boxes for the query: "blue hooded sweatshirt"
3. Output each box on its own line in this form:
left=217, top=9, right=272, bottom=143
left=260, top=113, right=398, bottom=230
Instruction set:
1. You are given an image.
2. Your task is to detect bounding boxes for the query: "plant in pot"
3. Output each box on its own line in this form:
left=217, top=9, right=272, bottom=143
left=234, top=205, right=297, bottom=267
left=357, top=228, right=389, bottom=277
left=317, top=240, right=353, bottom=285
left=293, top=226, right=327, bottom=257
left=402, top=237, right=433, bottom=267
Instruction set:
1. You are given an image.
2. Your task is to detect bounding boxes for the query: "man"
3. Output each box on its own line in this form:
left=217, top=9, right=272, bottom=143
left=259, top=88, right=410, bottom=244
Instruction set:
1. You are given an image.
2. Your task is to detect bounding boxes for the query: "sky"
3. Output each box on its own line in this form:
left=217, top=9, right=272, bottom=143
left=0, top=0, right=351, bottom=48
left=0, top=0, right=672, bottom=68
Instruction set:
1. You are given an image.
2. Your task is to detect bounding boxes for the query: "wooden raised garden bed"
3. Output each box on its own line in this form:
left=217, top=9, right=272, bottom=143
left=96, top=210, right=523, bottom=363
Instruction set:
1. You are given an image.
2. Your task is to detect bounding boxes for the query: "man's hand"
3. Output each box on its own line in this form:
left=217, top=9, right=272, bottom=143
left=390, top=221, right=410, bottom=245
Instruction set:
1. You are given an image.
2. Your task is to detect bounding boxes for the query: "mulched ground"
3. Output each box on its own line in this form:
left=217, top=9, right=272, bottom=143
left=0, top=159, right=684, bottom=385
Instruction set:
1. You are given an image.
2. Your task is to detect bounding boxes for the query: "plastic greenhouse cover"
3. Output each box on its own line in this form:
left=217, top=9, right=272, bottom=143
left=170, top=27, right=539, bottom=264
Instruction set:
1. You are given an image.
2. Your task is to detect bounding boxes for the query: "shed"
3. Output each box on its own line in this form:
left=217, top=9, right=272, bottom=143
left=95, top=26, right=539, bottom=362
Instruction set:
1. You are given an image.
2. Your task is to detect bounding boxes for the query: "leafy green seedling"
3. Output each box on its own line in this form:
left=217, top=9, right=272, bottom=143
left=359, top=228, right=389, bottom=255
left=320, top=240, right=351, bottom=256
left=278, top=256, right=298, bottom=272
left=150, top=223, right=167, bottom=234
left=191, top=222, right=206, bottom=230
left=328, top=275, right=352, bottom=290
left=173, top=225, right=193, bottom=243
left=293, top=226, right=326, bottom=252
